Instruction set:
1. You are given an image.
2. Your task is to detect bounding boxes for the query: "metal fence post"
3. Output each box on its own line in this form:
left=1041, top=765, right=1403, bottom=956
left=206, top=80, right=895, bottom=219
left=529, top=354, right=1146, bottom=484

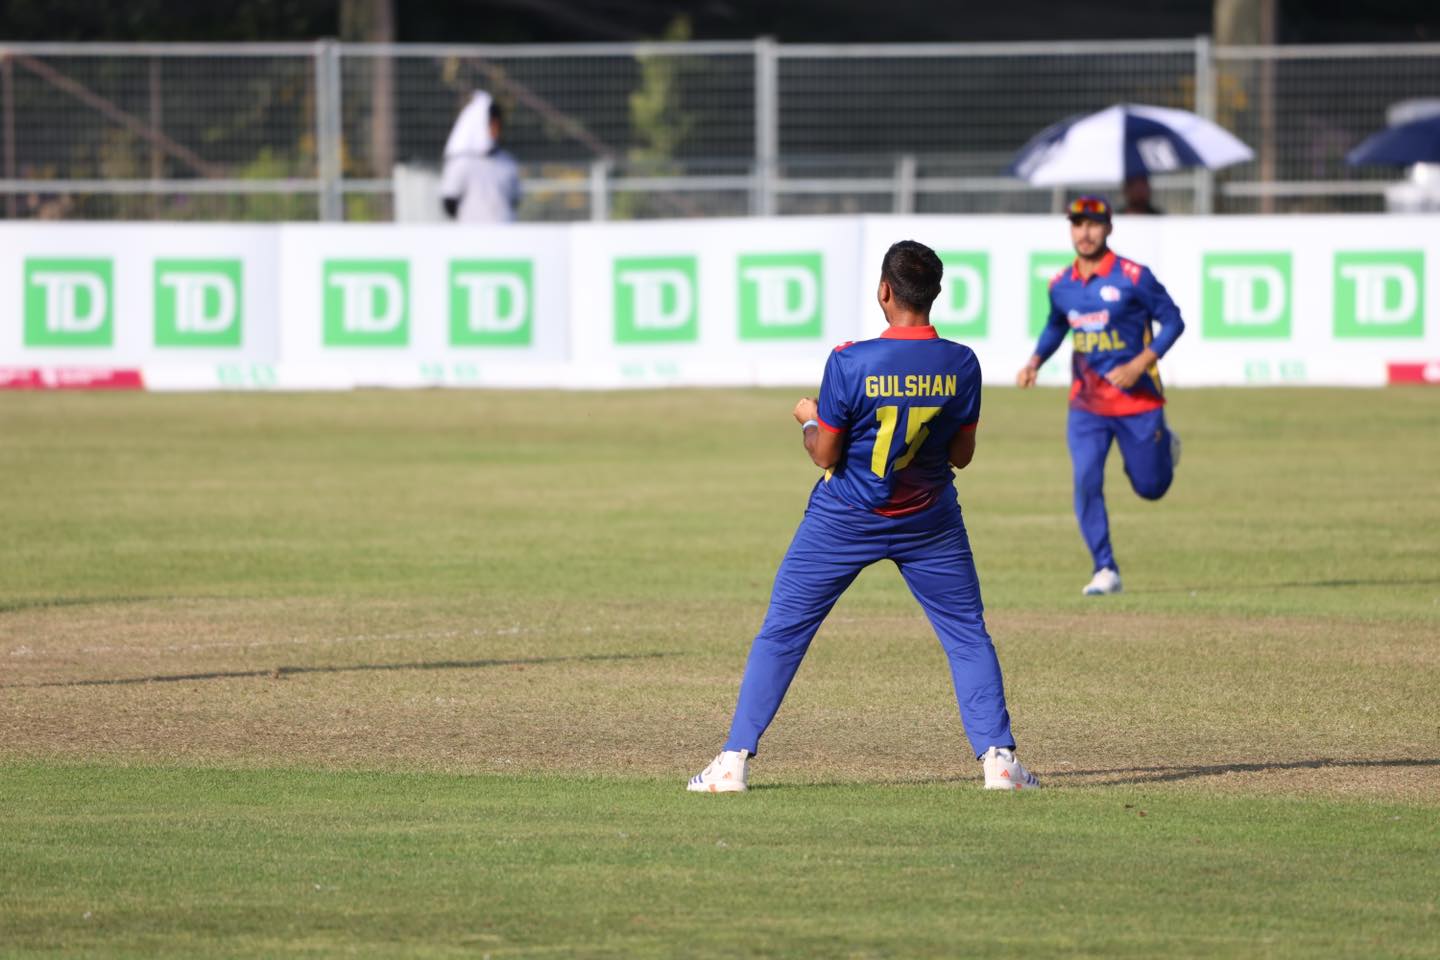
left=894, top=154, right=916, bottom=213
left=753, top=36, right=778, bottom=217
left=314, top=39, right=343, bottom=222
left=2, top=53, right=15, bottom=219
left=1194, top=34, right=1216, bottom=214
left=589, top=159, right=610, bottom=221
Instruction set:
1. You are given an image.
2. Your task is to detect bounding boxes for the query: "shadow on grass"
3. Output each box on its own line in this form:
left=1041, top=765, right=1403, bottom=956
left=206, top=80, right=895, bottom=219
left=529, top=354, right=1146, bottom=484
left=0, top=594, right=234, bottom=615
left=1046, top=756, right=1440, bottom=786
left=8, top=651, right=678, bottom=689
left=738, top=757, right=1440, bottom=791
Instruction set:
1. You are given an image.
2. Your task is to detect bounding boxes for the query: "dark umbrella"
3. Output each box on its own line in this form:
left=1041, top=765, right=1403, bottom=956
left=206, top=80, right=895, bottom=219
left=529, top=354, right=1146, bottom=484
left=1346, top=114, right=1440, bottom=166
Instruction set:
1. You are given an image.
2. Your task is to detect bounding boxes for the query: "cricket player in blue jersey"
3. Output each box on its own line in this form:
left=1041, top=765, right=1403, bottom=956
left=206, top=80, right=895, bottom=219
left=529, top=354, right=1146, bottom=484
left=1016, top=195, right=1185, bottom=596
left=688, top=241, right=1038, bottom=794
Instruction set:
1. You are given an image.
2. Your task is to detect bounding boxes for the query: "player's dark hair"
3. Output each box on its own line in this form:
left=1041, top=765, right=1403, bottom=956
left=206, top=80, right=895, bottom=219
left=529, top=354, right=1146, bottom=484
left=881, top=240, right=944, bottom=312
left=489, top=101, right=504, bottom=125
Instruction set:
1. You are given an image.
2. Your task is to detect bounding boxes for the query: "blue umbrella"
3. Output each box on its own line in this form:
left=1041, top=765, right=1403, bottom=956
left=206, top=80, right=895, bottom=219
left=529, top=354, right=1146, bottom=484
left=1346, top=114, right=1440, bottom=166
left=1008, top=104, right=1253, bottom=185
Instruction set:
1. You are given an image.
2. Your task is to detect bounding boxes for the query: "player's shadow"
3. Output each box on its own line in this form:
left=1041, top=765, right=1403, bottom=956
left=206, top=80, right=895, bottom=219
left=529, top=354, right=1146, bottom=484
left=9, top=651, right=676, bottom=689
left=744, top=756, right=1440, bottom=791
left=1043, top=756, right=1440, bottom=786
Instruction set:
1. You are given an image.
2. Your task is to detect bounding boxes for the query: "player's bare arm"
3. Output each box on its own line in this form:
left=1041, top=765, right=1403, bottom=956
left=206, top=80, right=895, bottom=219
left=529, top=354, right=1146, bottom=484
left=948, top=427, right=976, bottom=470
left=794, top=396, right=842, bottom=469
left=1104, top=347, right=1159, bottom=389
left=1016, top=356, right=1042, bottom=388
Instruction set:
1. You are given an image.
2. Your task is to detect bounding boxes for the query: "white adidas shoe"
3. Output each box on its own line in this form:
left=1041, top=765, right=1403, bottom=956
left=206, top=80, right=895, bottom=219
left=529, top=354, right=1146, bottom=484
left=1082, top=567, right=1122, bottom=596
left=686, top=749, right=750, bottom=793
left=982, top=746, right=1040, bottom=790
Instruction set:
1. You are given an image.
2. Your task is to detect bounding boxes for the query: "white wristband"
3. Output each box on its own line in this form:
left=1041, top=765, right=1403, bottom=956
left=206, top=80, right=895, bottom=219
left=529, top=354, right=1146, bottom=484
left=801, top=418, right=819, bottom=432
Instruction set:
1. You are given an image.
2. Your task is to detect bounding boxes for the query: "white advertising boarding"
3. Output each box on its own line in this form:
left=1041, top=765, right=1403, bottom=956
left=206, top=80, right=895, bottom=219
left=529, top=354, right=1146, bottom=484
left=0, top=217, right=1436, bottom=389
left=277, top=223, right=570, bottom=388
left=0, top=223, right=278, bottom=367
left=567, top=217, right=863, bottom=387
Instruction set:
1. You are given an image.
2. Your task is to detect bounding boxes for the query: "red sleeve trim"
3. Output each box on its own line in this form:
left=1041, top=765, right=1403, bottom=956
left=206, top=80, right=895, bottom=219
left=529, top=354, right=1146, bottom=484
left=833, top=340, right=855, bottom=352
left=958, top=421, right=979, bottom=432
left=817, top=417, right=845, bottom=434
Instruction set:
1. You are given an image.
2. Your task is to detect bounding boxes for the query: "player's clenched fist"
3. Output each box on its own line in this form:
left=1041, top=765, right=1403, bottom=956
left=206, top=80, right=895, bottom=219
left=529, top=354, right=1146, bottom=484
left=793, top=396, right=819, bottom=424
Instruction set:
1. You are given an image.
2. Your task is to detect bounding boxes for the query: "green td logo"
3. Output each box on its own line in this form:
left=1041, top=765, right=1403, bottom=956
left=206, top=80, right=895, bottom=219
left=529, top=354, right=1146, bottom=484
left=1028, top=252, right=1073, bottom=336
left=154, top=259, right=242, bottom=347
left=1334, top=251, right=1424, bottom=339
left=738, top=252, right=823, bottom=339
left=323, top=260, right=409, bottom=347
left=24, top=258, right=114, bottom=347
left=933, top=251, right=989, bottom=338
left=614, top=256, right=697, bottom=344
left=1202, top=253, right=1292, bottom=339
left=450, top=260, right=533, bottom=347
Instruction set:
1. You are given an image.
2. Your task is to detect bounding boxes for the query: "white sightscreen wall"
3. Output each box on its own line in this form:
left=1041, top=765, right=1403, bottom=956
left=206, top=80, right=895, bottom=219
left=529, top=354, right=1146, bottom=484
left=862, top=215, right=1440, bottom=387
left=0, top=224, right=278, bottom=366
left=0, top=217, right=1436, bottom=389
left=566, top=217, right=864, bottom=388
left=276, top=223, right=570, bottom=388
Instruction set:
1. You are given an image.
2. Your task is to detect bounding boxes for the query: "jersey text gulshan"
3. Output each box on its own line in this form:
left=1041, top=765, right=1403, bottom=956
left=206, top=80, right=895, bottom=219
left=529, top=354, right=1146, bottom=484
left=864, top=374, right=958, bottom=398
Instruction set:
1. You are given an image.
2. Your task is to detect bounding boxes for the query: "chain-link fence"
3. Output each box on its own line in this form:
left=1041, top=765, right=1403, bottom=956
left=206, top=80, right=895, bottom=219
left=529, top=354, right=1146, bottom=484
left=1213, top=44, right=1440, bottom=213
left=1, top=38, right=1437, bottom=220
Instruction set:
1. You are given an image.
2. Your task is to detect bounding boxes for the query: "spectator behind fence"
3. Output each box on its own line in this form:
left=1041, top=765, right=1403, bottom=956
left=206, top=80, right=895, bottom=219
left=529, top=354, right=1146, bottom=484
left=441, top=91, right=520, bottom=223
left=1122, top=175, right=1163, bottom=215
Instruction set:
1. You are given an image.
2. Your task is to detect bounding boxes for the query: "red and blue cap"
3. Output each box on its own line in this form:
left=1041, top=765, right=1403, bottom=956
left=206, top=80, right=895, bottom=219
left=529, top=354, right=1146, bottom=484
left=1066, top=195, right=1112, bottom=223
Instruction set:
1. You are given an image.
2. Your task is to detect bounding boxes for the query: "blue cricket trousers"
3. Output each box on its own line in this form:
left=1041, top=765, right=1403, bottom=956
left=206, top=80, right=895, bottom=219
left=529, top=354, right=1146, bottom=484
left=724, top=484, right=1014, bottom=760
left=1067, top=406, right=1175, bottom=574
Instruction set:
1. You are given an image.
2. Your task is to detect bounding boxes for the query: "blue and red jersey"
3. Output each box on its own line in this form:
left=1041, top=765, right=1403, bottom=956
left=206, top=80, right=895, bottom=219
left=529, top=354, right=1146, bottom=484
left=1033, top=249, right=1184, bottom=416
left=815, top=325, right=980, bottom=517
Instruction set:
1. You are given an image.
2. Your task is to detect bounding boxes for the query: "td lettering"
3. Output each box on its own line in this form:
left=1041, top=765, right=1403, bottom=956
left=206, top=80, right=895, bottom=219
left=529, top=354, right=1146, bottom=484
left=741, top=266, right=816, bottom=327
left=1208, top=266, right=1286, bottom=326
left=1202, top=254, right=1292, bottom=339
left=24, top=259, right=114, bottom=347
left=1340, top=264, right=1415, bottom=326
left=450, top=260, right=532, bottom=347
left=161, top=273, right=236, bottom=333
left=323, top=261, right=408, bottom=346
left=738, top=253, right=822, bottom=339
left=614, top=257, right=698, bottom=344
left=1334, top=252, right=1424, bottom=339
left=33, top=272, right=107, bottom=333
left=455, top=273, right=528, bottom=333
left=331, top=273, right=404, bottom=333
left=619, top=270, right=693, bottom=330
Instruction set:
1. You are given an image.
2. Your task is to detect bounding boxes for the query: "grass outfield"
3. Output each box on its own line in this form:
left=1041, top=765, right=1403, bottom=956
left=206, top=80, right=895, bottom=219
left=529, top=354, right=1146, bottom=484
left=2, top=386, right=1438, bottom=958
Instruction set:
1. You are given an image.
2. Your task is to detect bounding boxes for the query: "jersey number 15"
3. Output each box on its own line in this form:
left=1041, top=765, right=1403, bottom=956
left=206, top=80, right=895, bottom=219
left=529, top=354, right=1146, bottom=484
left=871, top=405, right=941, bottom=478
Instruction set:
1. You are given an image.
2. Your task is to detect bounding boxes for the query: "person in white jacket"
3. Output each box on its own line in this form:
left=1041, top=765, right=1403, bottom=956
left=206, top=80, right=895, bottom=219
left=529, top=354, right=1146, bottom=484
left=440, top=91, right=520, bottom=223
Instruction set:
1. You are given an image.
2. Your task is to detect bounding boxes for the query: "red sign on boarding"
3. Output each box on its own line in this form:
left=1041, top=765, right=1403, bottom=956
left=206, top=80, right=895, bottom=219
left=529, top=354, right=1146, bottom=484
left=1386, top=362, right=1440, bottom=385
left=0, top=368, right=145, bottom=390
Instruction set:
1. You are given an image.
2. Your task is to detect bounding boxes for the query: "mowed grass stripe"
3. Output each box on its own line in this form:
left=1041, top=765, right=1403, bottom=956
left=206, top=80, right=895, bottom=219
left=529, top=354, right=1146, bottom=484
left=2, top=764, right=1437, bottom=960
left=1, top=388, right=1437, bottom=617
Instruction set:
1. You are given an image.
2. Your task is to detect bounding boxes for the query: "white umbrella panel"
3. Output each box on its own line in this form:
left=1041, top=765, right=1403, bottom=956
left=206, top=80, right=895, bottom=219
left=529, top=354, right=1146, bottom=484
left=1008, top=104, right=1254, bottom=185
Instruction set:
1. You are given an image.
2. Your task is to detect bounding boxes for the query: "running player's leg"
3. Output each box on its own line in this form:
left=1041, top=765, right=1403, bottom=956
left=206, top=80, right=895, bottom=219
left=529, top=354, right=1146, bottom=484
left=1067, top=408, right=1117, bottom=572
left=1115, top=407, right=1175, bottom=501
left=723, top=504, right=872, bottom=755
left=891, top=507, right=1013, bottom=758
